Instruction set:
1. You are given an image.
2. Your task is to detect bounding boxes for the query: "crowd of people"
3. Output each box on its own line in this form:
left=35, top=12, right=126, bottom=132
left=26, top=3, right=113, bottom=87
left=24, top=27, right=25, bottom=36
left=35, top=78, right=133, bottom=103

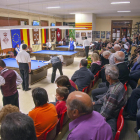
left=1, top=35, right=140, bottom=140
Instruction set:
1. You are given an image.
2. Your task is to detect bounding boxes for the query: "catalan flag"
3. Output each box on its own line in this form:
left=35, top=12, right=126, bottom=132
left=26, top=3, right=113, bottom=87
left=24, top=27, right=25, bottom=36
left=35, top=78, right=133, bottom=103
left=42, top=29, right=48, bottom=44
left=75, top=22, right=92, bottom=30
left=20, top=29, right=30, bottom=46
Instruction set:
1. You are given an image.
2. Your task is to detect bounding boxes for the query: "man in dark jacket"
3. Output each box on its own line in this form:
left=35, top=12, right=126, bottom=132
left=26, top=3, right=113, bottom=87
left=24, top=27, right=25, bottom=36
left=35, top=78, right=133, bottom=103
left=71, top=59, right=94, bottom=91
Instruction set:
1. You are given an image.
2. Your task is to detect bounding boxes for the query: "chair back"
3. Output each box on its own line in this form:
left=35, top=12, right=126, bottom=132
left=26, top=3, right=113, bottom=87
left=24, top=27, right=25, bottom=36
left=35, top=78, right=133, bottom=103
left=114, top=115, right=124, bottom=140
left=44, top=124, right=57, bottom=140
left=124, top=82, right=128, bottom=91
left=82, top=86, right=89, bottom=93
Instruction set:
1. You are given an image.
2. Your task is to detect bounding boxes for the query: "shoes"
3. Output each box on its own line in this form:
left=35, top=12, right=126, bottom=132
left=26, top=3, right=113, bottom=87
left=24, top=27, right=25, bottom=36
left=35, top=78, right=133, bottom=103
left=134, top=127, right=138, bottom=133
left=124, top=114, right=136, bottom=121
left=25, top=88, right=31, bottom=91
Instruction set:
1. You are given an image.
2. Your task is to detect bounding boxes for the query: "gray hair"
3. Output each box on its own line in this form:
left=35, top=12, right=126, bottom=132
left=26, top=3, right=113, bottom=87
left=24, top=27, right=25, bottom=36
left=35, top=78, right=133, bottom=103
left=114, top=44, right=121, bottom=49
left=103, top=51, right=111, bottom=57
left=69, top=99, right=93, bottom=114
left=105, top=65, right=119, bottom=80
left=114, top=51, right=125, bottom=61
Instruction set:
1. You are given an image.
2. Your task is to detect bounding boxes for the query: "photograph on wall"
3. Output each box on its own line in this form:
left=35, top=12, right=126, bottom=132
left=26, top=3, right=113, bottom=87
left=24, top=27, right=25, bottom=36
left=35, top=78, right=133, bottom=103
left=76, top=32, right=80, bottom=38
left=82, top=37, right=85, bottom=40
left=106, top=31, right=111, bottom=39
left=96, top=31, right=100, bottom=38
left=101, top=31, right=105, bottom=39
left=92, top=31, right=96, bottom=41
left=87, top=32, right=91, bottom=38
left=81, top=32, right=86, bottom=37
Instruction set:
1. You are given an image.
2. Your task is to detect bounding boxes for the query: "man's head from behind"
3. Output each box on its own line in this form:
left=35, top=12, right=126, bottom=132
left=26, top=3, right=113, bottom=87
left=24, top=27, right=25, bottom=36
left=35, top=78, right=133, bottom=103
left=102, top=51, right=111, bottom=59
left=1, top=112, right=37, bottom=140
left=80, top=59, right=87, bottom=68
left=66, top=91, right=93, bottom=120
left=85, top=37, right=87, bottom=40
left=0, top=60, right=6, bottom=72
left=105, top=64, right=119, bottom=83
left=114, top=51, right=125, bottom=63
left=22, top=44, right=28, bottom=50
left=21, top=40, right=24, bottom=44
left=114, top=44, right=121, bottom=52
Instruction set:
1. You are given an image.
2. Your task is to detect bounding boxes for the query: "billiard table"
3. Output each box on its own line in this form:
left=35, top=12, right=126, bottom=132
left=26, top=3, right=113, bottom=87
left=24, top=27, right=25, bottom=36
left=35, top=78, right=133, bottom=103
left=55, top=45, right=85, bottom=57
left=30, top=50, right=78, bottom=66
left=3, top=58, right=52, bottom=85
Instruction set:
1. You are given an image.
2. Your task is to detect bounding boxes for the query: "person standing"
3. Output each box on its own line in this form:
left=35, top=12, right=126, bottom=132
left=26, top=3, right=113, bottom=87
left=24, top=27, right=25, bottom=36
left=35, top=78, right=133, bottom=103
left=46, top=39, right=51, bottom=50
left=69, top=38, right=76, bottom=51
left=50, top=55, right=63, bottom=83
left=16, top=44, right=31, bottom=91
left=0, top=60, right=22, bottom=107
left=20, top=40, right=25, bottom=52
left=15, top=44, right=20, bottom=55
left=83, top=37, right=90, bottom=58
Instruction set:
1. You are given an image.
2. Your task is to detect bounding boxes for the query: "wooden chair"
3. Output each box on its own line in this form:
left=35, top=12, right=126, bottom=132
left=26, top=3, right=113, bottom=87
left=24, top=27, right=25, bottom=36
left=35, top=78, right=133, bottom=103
left=44, top=124, right=57, bottom=140
left=114, top=115, right=124, bottom=140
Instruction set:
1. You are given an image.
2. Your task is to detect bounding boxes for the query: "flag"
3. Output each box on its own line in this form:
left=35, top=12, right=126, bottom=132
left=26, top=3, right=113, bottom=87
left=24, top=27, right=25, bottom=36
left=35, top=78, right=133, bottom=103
left=69, top=29, right=75, bottom=39
left=0, top=30, right=12, bottom=50
left=42, top=29, right=48, bottom=44
left=11, top=29, right=21, bottom=48
left=20, top=29, right=30, bottom=46
left=56, top=28, right=61, bottom=42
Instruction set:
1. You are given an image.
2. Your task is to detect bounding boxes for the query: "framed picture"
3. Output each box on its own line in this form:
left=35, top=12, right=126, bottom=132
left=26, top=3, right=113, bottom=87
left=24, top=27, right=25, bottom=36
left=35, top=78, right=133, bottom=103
left=76, top=32, right=80, bottom=38
left=87, top=32, right=91, bottom=38
left=82, top=37, right=85, bottom=40
left=106, top=31, right=111, bottom=39
left=92, top=31, right=96, bottom=41
left=96, top=31, right=100, bottom=38
left=101, top=31, right=105, bottom=39
left=81, top=32, right=86, bottom=37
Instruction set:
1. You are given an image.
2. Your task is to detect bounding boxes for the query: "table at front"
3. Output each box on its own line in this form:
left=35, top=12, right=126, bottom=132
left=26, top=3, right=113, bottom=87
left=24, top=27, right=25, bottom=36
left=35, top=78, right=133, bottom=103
left=55, top=45, right=85, bottom=57
left=3, top=58, right=52, bottom=85
left=30, top=50, right=78, bottom=66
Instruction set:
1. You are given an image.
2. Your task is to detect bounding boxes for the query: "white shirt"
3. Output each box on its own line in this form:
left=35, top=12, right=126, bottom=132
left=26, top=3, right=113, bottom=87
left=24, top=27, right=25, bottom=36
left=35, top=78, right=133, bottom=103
left=83, top=39, right=90, bottom=48
left=20, top=44, right=23, bottom=52
left=0, top=68, right=22, bottom=86
left=16, top=50, right=31, bottom=63
left=46, top=42, right=51, bottom=48
left=59, top=41, right=63, bottom=45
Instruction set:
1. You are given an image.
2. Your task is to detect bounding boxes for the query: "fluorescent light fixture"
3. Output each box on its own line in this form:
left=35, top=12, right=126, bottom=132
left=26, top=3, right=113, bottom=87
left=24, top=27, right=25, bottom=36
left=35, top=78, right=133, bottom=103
left=117, top=11, right=131, bottom=12
left=111, top=1, right=130, bottom=4
left=47, top=6, right=60, bottom=9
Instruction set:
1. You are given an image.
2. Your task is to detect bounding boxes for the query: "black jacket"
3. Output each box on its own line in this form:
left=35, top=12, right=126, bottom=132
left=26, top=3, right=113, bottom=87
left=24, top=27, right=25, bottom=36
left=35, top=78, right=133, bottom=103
left=71, top=67, right=94, bottom=91
left=90, top=63, right=101, bottom=75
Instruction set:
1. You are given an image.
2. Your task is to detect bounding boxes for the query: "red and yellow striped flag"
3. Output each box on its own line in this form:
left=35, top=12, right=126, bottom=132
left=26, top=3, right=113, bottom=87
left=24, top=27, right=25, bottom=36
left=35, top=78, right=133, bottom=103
left=20, top=29, right=30, bottom=46
left=75, top=22, right=92, bottom=30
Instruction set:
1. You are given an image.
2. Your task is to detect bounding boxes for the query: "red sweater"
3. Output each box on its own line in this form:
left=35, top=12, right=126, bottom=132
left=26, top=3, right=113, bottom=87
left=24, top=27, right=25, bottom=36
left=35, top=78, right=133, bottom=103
left=55, top=101, right=67, bottom=118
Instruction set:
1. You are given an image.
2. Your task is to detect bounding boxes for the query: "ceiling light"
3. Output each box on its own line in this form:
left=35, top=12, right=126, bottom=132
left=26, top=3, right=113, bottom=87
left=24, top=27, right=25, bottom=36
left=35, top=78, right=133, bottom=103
left=47, top=6, right=60, bottom=9
left=117, top=11, right=131, bottom=12
left=111, top=1, right=130, bottom=4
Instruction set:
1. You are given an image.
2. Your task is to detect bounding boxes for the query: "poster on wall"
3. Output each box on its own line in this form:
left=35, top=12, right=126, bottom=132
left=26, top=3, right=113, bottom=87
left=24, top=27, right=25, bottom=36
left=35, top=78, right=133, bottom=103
left=96, top=31, right=100, bottom=38
left=101, top=31, right=105, bottom=39
left=81, top=32, right=86, bottom=37
left=87, top=32, right=91, bottom=38
left=82, top=37, right=85, bottom=40
left=106, top=31, right=111, bottom=39
left=92, top=31, right=96, bottom=41
left=76, top=32, right=80, bottom=38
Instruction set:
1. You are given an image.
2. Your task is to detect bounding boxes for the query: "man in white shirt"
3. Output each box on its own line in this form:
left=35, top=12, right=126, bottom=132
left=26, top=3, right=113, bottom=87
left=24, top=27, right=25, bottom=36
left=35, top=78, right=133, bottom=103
left=16, top=44, right=31, bottom=91
left=59, top=39, right=63, bottom=45
left=83, top=37, right=90, bottom=58
left=0, top=60, right=22, bottom=107
left=46, top=39, right=51, bottom=50
left=20, top=40, right=25, bottom=52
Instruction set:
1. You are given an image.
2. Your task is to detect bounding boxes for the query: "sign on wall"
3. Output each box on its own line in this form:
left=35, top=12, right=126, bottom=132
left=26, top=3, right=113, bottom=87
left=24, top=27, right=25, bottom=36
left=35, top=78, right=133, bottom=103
left=87, top=32, right=91, bottom=38
left=81, top=32, right=86, bottom=37
left=76, top=32, right=80, bottom=38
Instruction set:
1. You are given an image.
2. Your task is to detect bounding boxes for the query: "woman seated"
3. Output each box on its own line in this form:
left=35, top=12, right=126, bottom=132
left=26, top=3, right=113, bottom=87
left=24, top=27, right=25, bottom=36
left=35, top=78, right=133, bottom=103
left=55, top=75, right=78, bottom=93
left=28, top=88, right=58, bottom=140
left=90, top=53, right=101, bottom=75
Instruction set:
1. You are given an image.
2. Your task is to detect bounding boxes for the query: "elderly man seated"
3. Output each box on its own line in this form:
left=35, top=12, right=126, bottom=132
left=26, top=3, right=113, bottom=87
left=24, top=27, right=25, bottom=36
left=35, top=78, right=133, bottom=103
left=93, top=65, right=127, bottom=138
left=114, top=44, right=128, bottom=62
left=103, top=51, right=115, bottom=65
left=66, top=91, right=113, bottom=140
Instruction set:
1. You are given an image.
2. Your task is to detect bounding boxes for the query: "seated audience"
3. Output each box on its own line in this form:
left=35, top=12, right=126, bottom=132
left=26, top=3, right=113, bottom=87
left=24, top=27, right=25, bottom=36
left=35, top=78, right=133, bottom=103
left=99, top=49, right=109, bottom=66
left=103, top=51, right=115, bottom=65
left=90, top=53, right=101, bottom=75
left=71, top=59, right=94, bottom=91
left=45, top=39, right=51, bottom=50
left=59, top=39, right=63, bottom=45
left=136, top=99, right=140, bottom=136
left=28, top=87, right=58, bottom=140
left=114, top=44, right=128, bottom=62
left=93, top=65, right=127, bottom=138
left=7, top=51, right=15, bottom=58
left=1, top=112, right=37, bottom=140
left=131, top=55, right=140, bottom=71
left=66, top=91, right=113, bottom=140
left=55, top=75, right=78, bottom=93
left=55, top=87, right=69, bottom=118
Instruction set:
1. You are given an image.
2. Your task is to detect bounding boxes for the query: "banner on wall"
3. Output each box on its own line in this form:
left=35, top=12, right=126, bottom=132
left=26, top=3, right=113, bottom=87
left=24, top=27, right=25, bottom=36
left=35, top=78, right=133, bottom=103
left=11, top=29, right=21, bottom=48
left=20, top=29, right=30, bottom=47
left=42, top=29, right=48, bottom=44
left=56, top=28, right=61, bottom=42
left=0, top=30, right=12, bottom=50
left=69, top=29, right=75, bottom=39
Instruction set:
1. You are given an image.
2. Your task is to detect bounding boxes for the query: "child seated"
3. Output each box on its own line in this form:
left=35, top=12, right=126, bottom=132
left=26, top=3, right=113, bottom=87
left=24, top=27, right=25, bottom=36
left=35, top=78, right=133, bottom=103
left=55, top=87, right=69, bottom=118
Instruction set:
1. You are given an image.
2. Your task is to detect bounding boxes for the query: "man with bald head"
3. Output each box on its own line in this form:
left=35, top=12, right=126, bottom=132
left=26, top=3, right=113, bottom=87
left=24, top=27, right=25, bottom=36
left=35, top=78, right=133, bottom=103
left=114, top=51, right=129, bottom=84
left=66, top=91, right=113, bottom=140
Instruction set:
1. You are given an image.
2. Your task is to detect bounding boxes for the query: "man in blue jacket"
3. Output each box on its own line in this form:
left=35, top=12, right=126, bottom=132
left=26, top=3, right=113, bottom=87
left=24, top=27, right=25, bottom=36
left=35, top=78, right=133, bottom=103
left=69, top=38, right=76, bottom=51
